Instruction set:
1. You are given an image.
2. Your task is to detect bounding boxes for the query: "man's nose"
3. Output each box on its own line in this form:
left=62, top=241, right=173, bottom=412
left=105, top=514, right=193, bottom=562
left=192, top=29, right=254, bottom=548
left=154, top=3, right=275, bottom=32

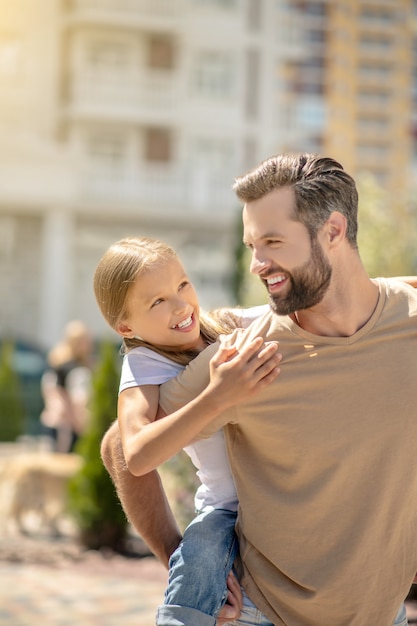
left=250, top=251, right=270, bottom=275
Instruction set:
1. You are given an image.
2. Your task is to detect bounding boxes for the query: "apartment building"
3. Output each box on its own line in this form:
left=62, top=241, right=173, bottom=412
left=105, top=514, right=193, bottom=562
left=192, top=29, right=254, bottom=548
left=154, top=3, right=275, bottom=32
left=280, top=0, right=413, bottom=195
left=0, top=0, right=287, bottom=347
left=0, top=0, right=414, bottom=350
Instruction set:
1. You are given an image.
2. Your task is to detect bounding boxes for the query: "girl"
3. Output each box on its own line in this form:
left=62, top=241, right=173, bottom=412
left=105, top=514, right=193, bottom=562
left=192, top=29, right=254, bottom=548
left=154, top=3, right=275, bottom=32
left=93, top=236, right=280, bottom=626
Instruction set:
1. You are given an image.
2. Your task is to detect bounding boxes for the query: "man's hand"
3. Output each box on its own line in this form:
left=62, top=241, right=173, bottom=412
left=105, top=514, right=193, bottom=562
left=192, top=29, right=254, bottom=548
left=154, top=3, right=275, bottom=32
left=217, top=571, right=243, bottom=624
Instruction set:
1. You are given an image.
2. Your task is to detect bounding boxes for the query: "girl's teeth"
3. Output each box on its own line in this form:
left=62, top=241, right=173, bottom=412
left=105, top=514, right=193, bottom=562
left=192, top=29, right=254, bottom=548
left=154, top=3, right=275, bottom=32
left=175, top=316, right=192, bottom=329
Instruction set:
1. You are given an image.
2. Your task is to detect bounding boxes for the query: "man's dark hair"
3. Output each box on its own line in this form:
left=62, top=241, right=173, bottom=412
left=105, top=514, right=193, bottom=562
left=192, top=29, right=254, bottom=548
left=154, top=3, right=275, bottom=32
left=233, top=153, right=359, bottom=248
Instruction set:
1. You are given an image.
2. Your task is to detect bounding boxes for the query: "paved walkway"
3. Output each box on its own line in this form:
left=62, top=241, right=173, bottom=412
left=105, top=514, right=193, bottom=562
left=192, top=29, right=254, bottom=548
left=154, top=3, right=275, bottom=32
left=0, top=556, right=168, bottom=626
left=1, top=554, right=417, bottom=626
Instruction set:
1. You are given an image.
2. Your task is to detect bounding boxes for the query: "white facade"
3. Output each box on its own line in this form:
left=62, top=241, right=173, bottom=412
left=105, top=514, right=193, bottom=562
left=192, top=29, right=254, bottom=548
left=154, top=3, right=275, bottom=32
left=0, top=0, right=308, bottom=350
left=2, top=1, right=415, bottom=352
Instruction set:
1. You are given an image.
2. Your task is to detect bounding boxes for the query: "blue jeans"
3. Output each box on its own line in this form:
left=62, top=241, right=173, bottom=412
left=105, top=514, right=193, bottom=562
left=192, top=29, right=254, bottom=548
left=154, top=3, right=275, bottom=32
left=227, top=593, right=408, bottom=626
left=156, top=508, right=238, bottom=626
left=394, top=603, right=408, bottom=626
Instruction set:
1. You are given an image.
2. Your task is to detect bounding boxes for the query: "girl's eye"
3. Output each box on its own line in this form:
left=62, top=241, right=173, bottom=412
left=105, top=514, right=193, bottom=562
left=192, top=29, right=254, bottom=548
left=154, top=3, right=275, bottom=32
left=151, top=298, right=163, bottom=308
left=179, top=281, right=189, bottom=291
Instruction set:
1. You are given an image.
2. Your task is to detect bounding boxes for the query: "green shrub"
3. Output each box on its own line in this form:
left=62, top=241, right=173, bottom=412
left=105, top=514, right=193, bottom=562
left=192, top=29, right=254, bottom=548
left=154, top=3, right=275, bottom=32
left=0, top=341, right=25, bottom=441
left=68, top=341, right=128, bottom=551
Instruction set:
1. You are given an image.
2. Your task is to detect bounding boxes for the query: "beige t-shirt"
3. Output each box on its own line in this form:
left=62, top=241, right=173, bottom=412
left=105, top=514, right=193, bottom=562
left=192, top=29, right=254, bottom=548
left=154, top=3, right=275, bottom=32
left=160, top=279, right=417, bottom=626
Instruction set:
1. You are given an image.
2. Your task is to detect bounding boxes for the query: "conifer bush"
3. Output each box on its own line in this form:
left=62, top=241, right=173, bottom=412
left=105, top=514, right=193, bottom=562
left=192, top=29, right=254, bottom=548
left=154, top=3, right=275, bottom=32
left=68, top=341, right=128, bottom=551
left=0, top=341, right=25, bottom=442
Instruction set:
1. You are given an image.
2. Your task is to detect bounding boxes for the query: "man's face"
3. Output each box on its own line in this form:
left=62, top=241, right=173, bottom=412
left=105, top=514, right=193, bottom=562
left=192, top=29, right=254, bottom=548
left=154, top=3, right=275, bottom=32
left=242, top=186, right=332, bottom=315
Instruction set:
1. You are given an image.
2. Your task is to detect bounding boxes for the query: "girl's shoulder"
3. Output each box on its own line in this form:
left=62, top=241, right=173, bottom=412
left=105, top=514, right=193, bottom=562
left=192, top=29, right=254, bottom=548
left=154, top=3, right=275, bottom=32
left=229, top=304, right=270, bottom=329
left=125, top=345, right=175, bottom=364
left=120, top=346, right=184, bottom=390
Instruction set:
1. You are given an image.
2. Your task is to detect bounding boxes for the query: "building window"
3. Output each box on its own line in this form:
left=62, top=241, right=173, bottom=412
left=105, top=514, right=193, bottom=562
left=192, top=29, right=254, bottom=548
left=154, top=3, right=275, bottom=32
left=86, top=39, right=131, bottom=82
left=192, top=51, right=234, bottom=98
left=360, top=7, right=394, bottom=24
left=194, top=0, right=236, bottom=8
left=148, top=35, right=175, bottom=70
left=296, top=99, right=326, bottom=130
left=358, top=89, right=390, bottom=107
left=359, top=63, right=392, bottom=82
left=247, top=0, right=262, bottom=31
left=358, top=116, right=389, bottom=133
left=307, top=29, right=326, bottom=44
left=245, top=49, right=260, bottom=118
left=357, top=143, right=389, bottom=160
left=87, top=133, right=127, bottom=178
left=144, top=128, right=172, bottom=162
left=294, top=1, right=326, bottom=17
left=359, top=35, right=392, bottom=53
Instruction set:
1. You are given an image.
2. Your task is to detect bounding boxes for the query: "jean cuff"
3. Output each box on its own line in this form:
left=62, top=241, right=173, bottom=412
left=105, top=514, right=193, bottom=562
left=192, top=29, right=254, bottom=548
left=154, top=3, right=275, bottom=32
left=156, top=605, right=217, bottom=626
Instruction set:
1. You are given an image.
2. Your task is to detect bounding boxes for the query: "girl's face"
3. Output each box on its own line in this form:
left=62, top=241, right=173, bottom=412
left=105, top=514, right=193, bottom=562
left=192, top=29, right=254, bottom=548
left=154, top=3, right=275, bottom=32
left=117, top=257, right=203, bottom=351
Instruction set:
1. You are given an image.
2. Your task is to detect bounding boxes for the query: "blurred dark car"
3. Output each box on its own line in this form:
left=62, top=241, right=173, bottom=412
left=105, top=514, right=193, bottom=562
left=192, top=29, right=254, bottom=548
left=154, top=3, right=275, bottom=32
left=0, top=339, right=47, bottom=436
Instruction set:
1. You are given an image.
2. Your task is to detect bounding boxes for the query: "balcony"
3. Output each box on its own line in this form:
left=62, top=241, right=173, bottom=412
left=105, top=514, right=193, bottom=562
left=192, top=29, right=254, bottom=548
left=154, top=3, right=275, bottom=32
left=64, top=72, right=180, bottom=123
left=63, top=0, right=186, bottom=28
left=77, top=165, right=236, bottom=218
left=275, top=12, right=307, bottom=60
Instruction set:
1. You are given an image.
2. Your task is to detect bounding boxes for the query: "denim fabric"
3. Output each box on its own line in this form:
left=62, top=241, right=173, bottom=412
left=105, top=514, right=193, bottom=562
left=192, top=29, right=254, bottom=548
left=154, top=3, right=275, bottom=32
left=156, top=508, right=238, bottom=626
left=393, top=603, right=408, bottom=626
left=226, top=591, right=274, bottom=626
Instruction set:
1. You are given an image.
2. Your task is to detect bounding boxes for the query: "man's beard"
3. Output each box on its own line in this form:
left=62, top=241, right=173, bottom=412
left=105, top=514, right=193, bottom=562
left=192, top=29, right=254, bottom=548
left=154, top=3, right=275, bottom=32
left=266, top=237, right=332, bottom=316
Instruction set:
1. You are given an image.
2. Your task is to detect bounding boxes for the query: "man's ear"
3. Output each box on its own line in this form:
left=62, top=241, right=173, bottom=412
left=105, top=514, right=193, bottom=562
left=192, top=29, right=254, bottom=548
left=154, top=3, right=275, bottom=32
left=117, top=321, right=135, bottom=338
left=325, top=211, right=346, bottom=247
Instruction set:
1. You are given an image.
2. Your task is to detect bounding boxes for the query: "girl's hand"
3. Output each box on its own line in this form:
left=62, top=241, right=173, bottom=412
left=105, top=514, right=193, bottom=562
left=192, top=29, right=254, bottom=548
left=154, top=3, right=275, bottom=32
left=207, top=332, right=282, bottom=411
left=217, top=570, right=243, bottom=624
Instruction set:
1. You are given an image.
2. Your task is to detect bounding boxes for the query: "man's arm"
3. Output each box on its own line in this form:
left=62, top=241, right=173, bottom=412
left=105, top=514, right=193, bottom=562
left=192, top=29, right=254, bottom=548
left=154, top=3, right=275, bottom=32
left=394, top=276, right=417, bottom=289
left=101, top=420, right=182, bottom=567
left=101, top=420, right=244, bottom=622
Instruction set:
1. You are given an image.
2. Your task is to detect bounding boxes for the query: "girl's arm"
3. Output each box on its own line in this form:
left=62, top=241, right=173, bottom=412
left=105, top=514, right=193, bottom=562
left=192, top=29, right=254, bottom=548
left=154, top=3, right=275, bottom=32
left=118, top=336, right=281, bottom=476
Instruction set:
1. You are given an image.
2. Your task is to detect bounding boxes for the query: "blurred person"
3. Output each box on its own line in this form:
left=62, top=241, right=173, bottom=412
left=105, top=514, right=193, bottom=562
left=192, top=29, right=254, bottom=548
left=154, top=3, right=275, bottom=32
left=40, top=320, right=93, bottom=453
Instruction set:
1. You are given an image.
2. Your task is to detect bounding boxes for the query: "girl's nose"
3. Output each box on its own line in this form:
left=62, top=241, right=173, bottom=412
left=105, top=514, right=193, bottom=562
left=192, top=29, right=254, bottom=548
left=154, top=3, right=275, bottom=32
left=173, top=297, right=188, bottom=314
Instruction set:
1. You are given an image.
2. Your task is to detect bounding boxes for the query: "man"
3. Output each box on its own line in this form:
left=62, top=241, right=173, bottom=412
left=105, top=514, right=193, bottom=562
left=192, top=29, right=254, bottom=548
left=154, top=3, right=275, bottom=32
left=103, top=154, right=417, bottom=625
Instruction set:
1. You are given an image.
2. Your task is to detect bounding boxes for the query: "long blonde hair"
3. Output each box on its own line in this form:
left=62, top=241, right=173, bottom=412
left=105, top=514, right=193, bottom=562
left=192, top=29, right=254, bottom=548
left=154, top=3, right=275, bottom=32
left=93, top=237, right=239, bottom=366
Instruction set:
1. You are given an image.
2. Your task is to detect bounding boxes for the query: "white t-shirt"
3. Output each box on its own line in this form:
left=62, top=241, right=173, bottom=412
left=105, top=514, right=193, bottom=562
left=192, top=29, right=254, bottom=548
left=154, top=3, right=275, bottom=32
left=119, top=305, right=268, bottom=512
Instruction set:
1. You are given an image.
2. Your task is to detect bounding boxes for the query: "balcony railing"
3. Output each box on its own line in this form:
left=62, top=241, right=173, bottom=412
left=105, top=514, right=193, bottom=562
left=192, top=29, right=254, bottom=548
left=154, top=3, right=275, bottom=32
left=66, top=73, right=179, bottom=118
left=78, top=166, right=236, bottom=215
left=66, top=0, right=185, bottom=19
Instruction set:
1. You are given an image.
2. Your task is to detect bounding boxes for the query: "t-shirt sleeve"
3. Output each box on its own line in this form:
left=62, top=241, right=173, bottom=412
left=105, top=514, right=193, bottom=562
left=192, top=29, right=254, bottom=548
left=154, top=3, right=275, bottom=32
left=159, top=341, right=237, bottom=435
left=119, top=348, right=182, bottom=394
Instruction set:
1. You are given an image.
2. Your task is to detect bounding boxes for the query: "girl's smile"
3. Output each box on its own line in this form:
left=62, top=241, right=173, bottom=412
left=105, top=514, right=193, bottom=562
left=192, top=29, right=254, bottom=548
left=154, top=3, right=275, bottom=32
left=171, top=313, right=197, bottom=331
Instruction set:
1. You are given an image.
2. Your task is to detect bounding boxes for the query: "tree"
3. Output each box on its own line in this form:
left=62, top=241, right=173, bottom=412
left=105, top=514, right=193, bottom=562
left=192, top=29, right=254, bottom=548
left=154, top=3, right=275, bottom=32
left=357, top=175, right=417, bottom=277
left=67, top=341, right=128, bottom=551
left=0, top=341, right=25, bottom=442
